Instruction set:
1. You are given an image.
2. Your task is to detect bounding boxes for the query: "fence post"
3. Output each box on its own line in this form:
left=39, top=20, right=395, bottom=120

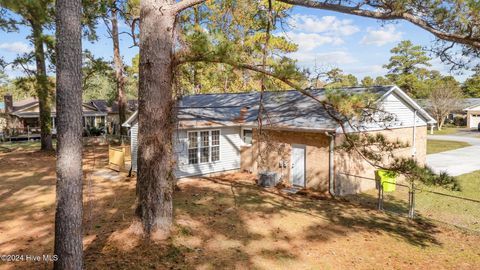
left=377, top=182, right=384, bottom=211
left=408, top=182, right=415, bottom=219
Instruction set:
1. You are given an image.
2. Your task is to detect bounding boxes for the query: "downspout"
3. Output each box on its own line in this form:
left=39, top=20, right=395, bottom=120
left=412, top=110, right=417, bottom=159
left=326, top=132, right=336, bottom=197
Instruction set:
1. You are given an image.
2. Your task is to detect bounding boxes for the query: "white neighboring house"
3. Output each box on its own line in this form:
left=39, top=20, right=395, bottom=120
left=123, top=86, right=436, bottom=195
left=464, top=102, right=480, bottom=129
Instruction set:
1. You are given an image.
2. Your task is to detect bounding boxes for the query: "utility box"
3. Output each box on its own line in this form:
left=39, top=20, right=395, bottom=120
left=258, top=171, right=280, bottom=187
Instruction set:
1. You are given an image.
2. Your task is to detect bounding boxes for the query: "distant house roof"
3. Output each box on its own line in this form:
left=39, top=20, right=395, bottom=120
left=123, top=85, right=435, bottom=131
left=88, top=99, right=138, bottom=114
left=463, top=98, right=480, bottom=110
left=7, top=97, right=106, bottom=117
left=416, top=98, right=480, bottom=113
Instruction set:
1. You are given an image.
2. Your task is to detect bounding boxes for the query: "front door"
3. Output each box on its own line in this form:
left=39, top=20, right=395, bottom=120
left=290, top=144, right=306, bottom=187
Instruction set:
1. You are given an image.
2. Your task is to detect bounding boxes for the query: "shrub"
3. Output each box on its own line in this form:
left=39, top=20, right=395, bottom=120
left=390, top=158, right=460, bottom=191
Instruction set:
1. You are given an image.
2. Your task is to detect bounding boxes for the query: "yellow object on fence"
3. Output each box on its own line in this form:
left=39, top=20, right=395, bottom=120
left=109, top=145, right=129, bottom=171
left=375, top=169, right=397, bottom=192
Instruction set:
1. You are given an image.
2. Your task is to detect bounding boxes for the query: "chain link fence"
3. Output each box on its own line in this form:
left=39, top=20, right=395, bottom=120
left=340, top=174, right=480, bottom=232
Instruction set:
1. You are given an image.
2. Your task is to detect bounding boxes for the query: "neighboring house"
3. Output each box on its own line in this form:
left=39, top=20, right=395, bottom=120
left=2, top=94, right=107, bottom=135
left=88, top=99, right=138, bottom=134
left=464, top=100, right=480, bottom=128
left=417, top=98, right=480, bottom=127
left=123, top=86, right=436, bottom=196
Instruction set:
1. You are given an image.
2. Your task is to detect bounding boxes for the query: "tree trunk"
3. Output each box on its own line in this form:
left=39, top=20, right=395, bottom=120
left=111, top=7, right=127, bottom=136
left=438, top=116, right=445, bottom=130
left=31, top=22, right=53, bottom=151
left=53, top=0, right=84, bottom=269
left=192, top=6, right=201, bottom=94
left=134, top=0, right=176, bottom=240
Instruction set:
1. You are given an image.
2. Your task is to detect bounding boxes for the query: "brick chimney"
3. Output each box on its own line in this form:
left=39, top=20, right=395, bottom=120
left=4, top=94, right=13, bottom=114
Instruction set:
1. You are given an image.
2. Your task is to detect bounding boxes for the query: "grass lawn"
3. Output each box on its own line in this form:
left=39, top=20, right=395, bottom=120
left=1, top=147, right=480, bottom=269
left=430, top=127, right=464, bottom=135
left=427, top=139, right=471, bottom=154
left=346, top=170, right=480, bottom=232
left=415, top=170, right=480, bottom=231
left=0, top=140, right=56, bottom=153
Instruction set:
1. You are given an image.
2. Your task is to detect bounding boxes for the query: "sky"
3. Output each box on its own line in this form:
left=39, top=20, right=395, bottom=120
left=0, top=6, right=474, bottom=83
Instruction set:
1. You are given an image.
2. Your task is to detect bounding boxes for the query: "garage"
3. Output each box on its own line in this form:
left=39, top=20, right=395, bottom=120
left=465, top=104, right=480, bottom=128
left=469, top=113, right=480, bottom=129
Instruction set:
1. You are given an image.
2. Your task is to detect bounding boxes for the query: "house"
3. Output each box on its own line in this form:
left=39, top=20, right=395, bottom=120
left=2, top=94, right=107, bottom=136
left=123, top=86, right=436, bottom=195
left=463, top=100, right=480, bottom=128
left=417, top=98, right=480, bottom=128
left=88, top=99, right=138, bottom=134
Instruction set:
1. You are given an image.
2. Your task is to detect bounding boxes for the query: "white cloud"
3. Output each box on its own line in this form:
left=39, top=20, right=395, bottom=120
left=288, top=50, right=357, bottom=67
left=348, top=65, right=386, bottom=77
left=360, top=25, right=403, bottom=46
left=280, top=31, right=344, bottom=52
left=289, top=14, right=360, bottom=36
left=278, top=31, right=354, bottom=66
left=0, top=42, right=32, bottom=54
left=313, top=51, right=357, bottom=65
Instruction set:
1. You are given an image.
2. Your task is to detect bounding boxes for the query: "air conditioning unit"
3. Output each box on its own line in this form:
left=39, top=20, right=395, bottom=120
left=257, top=171, right=280, bottom=187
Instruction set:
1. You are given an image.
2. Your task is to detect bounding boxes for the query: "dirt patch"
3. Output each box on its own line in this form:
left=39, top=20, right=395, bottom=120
left=0, top=147, right=479, bottom=269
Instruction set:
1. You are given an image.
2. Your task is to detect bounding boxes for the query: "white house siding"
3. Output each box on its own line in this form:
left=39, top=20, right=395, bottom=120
left=130, top=125, right=242, bottom=178
left=380, top=92, right=427, bottom=128
left=339, top=91, right=428, bottom=133
left=174, top=127, right=242, bottom=178
left=130, top=122, right=139, bottom=171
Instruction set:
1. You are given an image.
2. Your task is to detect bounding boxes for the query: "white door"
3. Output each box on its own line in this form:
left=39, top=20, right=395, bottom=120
left=470, top=114, right=480, bottom=128
left=291, top=144, right=306, bottom=187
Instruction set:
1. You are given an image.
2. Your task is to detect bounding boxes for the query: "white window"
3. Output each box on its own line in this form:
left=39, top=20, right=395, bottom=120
left=242, top=128, right=253, bottom=145
left=188, top=130, right=220, bottom=164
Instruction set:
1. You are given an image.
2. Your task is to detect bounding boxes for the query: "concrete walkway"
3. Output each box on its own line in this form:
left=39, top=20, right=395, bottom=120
left=427, top=135, right=480, bottom=176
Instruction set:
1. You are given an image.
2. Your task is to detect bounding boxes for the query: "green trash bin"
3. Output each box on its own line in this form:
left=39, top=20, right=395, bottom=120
left=375, top=169, right=397, bottom=192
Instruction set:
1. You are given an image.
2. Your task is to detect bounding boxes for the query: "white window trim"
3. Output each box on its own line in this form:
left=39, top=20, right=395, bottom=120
left=241, top=127, right=253, bottom=146
left=187, top=129, right=221, bottom=165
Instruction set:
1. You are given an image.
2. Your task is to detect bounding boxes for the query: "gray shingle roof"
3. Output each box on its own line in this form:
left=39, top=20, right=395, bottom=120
left=176, top=86, right=394, bottom=130
left=89, top=99, right=138, bottom=113
left=125, top=85, right=438, bottom=130
left=416, top=98, right=480, bottom=112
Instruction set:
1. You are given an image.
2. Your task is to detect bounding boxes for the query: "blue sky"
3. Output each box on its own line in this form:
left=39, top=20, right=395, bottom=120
left=0, top=6, right=473, bottom=82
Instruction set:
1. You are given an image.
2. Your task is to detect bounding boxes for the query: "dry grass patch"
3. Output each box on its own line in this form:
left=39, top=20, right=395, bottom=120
left=0, top=147, right=479, bottom=269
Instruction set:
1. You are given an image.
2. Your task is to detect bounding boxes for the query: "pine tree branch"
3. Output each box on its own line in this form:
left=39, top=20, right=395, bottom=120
left=173, top=0, right=208, bottom=13
left=276, top=0, right=480, bottom=49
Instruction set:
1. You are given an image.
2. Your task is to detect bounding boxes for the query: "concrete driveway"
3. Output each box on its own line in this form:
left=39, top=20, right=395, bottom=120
left=427, top=135, right=480, bottom=176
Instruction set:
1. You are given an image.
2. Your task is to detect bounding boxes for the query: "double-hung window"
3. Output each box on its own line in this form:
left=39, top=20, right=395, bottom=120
left=242, top=128, right=253, bottom=145
left=188, top=130, right=220, bottom=164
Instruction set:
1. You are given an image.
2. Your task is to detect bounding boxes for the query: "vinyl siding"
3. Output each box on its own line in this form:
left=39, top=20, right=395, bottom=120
left=341, top=91, right=428, bottom=133
left=381, top=92, right=427, bottom=128
left=175, top=127, right=242, bottom=178
left=130, top=122, right=138, bottom=171
left=130, top=125, right=242, bottom=178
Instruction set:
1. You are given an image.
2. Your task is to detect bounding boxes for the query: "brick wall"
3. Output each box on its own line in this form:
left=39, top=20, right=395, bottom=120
left=247, top=129, right=331, bottom=194
left=243, top=125, right=427, bottom=196
left=334, top=126, right=427, bottom=195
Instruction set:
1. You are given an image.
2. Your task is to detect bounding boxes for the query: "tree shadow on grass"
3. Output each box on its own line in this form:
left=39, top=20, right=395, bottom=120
left=0, top=144, right=447, bottom=270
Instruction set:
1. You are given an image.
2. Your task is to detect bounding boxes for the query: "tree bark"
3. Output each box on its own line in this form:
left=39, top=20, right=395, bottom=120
left=53, top=0, right=84, bottom=269
left=31, top=22, right=53, bottom=151
left=135, top=0, right=176, bottom=240
left=111, top=6, right=127, bottom=136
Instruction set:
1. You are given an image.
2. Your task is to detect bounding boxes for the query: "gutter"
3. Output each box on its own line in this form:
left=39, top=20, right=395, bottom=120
left=326, top=132, right=336, bottom=197
left=412, top=110, right=417, bottom=158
